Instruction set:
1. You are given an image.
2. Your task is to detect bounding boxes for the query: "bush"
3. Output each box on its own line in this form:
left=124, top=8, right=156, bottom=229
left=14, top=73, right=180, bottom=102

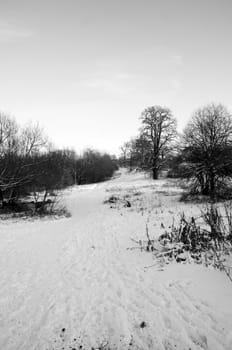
left=132, top=204, right=232, bottom=281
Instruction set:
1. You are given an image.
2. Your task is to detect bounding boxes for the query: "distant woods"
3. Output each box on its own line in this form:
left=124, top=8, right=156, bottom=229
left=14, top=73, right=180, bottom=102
left=0, top=112, right=117, bottom=213
left=2, top=100, right=232, bottom=212
left=120, top=103, right=232, bottom=199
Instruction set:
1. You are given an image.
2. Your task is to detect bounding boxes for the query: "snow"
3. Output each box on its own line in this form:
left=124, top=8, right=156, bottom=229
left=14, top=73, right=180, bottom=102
left=0, top=169, right=232, bottom=350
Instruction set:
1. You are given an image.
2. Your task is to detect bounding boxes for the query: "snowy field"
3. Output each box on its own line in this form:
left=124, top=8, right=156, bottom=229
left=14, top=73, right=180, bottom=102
left=0, top=169, right=232, bottom=350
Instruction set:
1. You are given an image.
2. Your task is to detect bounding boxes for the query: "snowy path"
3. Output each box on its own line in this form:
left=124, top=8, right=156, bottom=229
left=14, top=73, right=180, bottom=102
left=0, top=171, right=232, bottom=350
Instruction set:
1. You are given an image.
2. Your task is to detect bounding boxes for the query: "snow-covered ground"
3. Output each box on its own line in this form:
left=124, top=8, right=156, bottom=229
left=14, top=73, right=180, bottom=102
left=0, top=169, right=232, bottom=350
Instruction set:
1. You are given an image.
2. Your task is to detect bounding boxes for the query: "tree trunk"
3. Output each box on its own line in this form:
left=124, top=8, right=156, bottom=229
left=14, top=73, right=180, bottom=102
left=200, top=172, right=215, bottom=198
left=0, top=188, right=3, bottom=208
left=209, top=172, right=215, bottom=199
left=9, top=188, right=17, bottom=204
left=201, top=185, right=209, bottom=196
left=129, top=154, right=133, bottom=172
left=152, top=155, right=159, bottom=179
left=152, top=167, right=159, bottom=180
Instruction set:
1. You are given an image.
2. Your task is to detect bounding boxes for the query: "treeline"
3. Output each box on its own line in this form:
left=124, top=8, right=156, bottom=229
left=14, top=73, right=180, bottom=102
left=0, top=112, right=117, bottom=210
left=120, top=103, right=232, bottom=199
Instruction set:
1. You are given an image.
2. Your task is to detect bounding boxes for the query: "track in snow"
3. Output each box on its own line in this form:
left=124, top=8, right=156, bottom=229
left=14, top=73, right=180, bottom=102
left=0, top=170, right=232, bottom=350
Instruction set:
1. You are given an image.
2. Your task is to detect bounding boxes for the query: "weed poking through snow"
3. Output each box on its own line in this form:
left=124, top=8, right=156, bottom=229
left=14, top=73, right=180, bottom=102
left=130, top=203, right=232, bottom=282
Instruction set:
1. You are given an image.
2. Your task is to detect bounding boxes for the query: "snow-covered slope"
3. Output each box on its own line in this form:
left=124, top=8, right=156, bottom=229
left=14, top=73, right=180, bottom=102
left=0, top=169, right=231, bottom=350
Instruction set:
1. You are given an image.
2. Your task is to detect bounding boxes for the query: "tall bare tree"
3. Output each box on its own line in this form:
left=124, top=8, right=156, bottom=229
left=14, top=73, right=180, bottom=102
left=183, top=103, right=232, bottom=197
left=141, top=106, right=177, bottom=179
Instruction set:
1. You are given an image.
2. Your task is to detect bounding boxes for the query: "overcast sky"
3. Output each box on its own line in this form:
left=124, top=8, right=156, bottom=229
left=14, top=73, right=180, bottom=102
left=0, top=0, right=231, bottom=155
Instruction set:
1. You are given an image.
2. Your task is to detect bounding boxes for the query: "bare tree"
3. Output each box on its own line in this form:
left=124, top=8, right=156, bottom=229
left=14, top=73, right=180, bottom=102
left=120, top=144, right=129, bottom=166
left=0, top=114, right=48, bottom=205
left=20, top=122, right=47, bottom=156
left=0, top=113, right=20, bottom=204
left=140, top=106, right=177, bottom=179
left=0, top=113, right=18, bottom=155
left=183, top=103, right=232, bottom=197
left=134, top=134, right=152, bottom=169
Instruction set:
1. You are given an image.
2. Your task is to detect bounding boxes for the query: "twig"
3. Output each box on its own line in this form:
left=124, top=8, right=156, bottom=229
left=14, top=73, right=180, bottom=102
left=126, top=247, right=143, bottom=251
left=144, top=263, right=159, bottom=269
left=212, top=246, right=232, bottom=282
left=130, top=237, right=140, bottom=244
